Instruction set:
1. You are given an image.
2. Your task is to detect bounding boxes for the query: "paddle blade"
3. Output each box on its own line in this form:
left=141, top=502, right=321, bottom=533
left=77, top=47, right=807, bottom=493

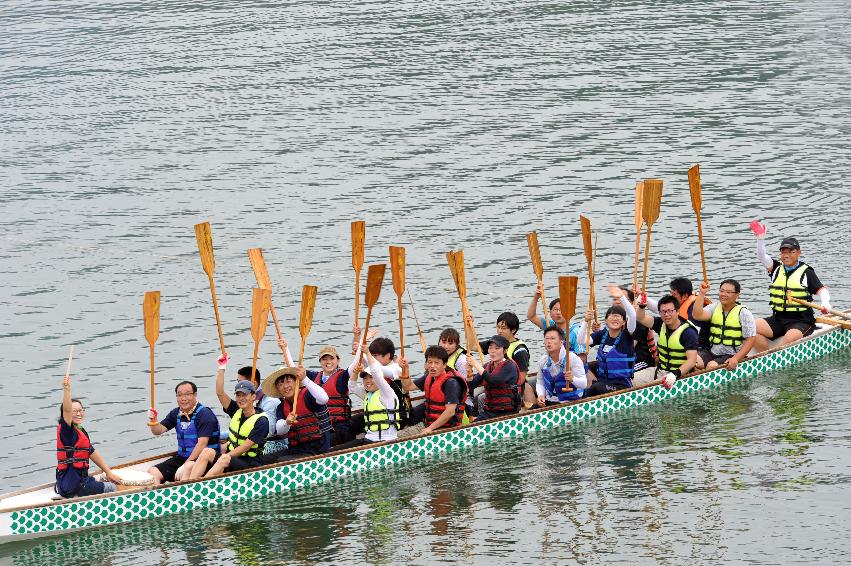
left=688, top=164, right=702, bottom=212
left=526, top=232, right=544, bottom=280
left=580, top=215, right=593, bottom=266
left=143, top=291, right=161, bottom=346
left=389, top=246, right=406, bottom=297
left=446, top=251, right=460, bottom=289
left=642, top=179, right=663, bottom=225
left=452, top=250, right=467, bottom=298
left=247, top=248, right=273, bottom=290
left=299, top=285, right=318, bottom=339
left=364, top=263, right=386, bottom=308
left=635, top=181, right=645, bottom=230
left=351, top=221, right=365, bottom=272
left=250, top=287, right=271, bottom=343
left=194, top=222, right=215, bottom=277
left=558, top=276, right=579, bottom=321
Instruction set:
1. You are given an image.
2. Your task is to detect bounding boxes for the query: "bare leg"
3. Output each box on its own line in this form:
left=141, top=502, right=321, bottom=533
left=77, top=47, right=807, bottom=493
left=778, top=328, right=804, bottom=348
left=147, top=466, right=164, bottom=485
left=695, top=356, right=706, bottom=371
left=706, top=360, right=721, bottom=370
left=204, top=453, right=230, bottom=478
left=754, top=319, right=774, bottom=352
left=190, top=448, right=215, bottom=479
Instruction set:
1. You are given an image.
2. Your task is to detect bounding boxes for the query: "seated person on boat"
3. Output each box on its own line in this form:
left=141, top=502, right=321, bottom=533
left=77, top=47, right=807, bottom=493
left=339, top=349, right=400, bottom=448
left=577, top=285, right=638, bottom=396
left=55, top=372, right=120, bottom=498
left=635, top=294, right=699, bottom=388
left=363, top=334, right=403, bottom=384
left=496, top=312, right=535, bottom=409
left=466, top=335, right=521, bottom=421
left=195, top=355, right=269, bottom=477
left=237, top=365, right=285, bottom=456
left=691, top=279, right=757, bottom=371
left=439, top=327, right=471, bottom=416
left=527, top=282, right=586, bottom=361
left=750, top=222, right=831, bottom=351
left=618, top=286, right=657, bottom=387
left=264, top=366, right=333, bottom=462
left=400, top=346, right=468, bottom=433
left=146, top=380, right=221, bottom=483
left=536, top=325, right=587, bottom=406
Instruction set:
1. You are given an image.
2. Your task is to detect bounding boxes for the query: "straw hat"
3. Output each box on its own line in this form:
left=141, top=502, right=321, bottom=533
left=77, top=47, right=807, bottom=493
left=261, top=366, right=299, bottom=398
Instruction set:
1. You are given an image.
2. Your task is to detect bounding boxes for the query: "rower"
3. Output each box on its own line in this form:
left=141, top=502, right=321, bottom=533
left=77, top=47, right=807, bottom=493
left=635, top=294, right=700, bottom=388
left=56, top=371, right=120, bottom=497
left=237, top=365, right=285, bottom=456
left=146, top=380, right=220, bottom=483
left=536, top=325, right=587, bottom=406
left=466, top=335, right=521, bottom=421
left=577, top=285, right=638, bottom=396
left=197, top=354, right=269, bottom=477
left=339, top=349, right=400, bottom=448
left=646, top=278, right=711, bottom=346
left=527, top=282, right=587, bottom=361
left=750, top=222, right=831, bottom=350
left=439, top=328, right=467, bottom=377
left=620, top=286, right=658, bottom=387
left=496, top=312, right=534, bottom=407
left=264, top=366, right=333, bottom=462
left=690, top=279, right=757, bottom=371
left=400, top=346, right=467, bottom=433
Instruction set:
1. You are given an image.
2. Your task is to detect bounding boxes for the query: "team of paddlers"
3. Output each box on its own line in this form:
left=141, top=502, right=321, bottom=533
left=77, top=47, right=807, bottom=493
left=56, top=220, right=832, bottom=497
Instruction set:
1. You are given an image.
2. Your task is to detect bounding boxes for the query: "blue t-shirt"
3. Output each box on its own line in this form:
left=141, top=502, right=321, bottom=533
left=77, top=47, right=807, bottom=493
left=55, top=419, right=91, bottom=496
left=160, top=405, right=220, bottom=448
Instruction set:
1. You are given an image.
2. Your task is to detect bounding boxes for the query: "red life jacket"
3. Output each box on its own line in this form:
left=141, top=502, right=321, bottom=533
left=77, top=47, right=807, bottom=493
left=483, top=359, right=520, bottom=413
left=423, top=370, right=467, bottom=428
left=56, top=423, right=94, bottom=471
left=313, top=369, right=350, bottom=424
left=282, top=388, right=322, bottom=446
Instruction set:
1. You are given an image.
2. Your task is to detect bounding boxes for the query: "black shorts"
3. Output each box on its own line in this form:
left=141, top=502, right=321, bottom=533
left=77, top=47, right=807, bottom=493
left=153, top=454, right=187, bottom=482
left=764, top=315, right=815, bottom=339
left=698, top=349, right=733, bottom=367
left=212, top=452, right=265, bottom=472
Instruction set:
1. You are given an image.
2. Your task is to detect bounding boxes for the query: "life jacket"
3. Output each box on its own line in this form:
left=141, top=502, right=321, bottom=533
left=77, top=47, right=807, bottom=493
left=226, top=409, right=267, bottom=459
left=282, top=388, right=327, bottom=446
left=658, top=319, right=698, bottom=372
left=596, top=331, right=635, bottom=387
left=176, top=403, right=220, bottom=458
left=540, top=354, right=581, bottom=402
left=312, top=369, right=350, bottom=424
left=56, top=423, right=94, bottom=472
left=506, top=339, right=529, bottom=384
left=709, top=303, right=747, bottom=348
left=363, top=383, right=401, bottom=440
left=424, top=370, right=468, bottom=428
left=447, top=346, right=467, bottom=372
left=769, top=263, right=812, bottom=314
left=678, top=295, right=698, bottom=320
left=483, top=359, right=520, bottom=414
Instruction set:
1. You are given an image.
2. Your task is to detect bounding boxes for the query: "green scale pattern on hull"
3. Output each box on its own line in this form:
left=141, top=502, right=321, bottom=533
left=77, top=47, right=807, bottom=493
left=11, top=329, right=851, bottom=537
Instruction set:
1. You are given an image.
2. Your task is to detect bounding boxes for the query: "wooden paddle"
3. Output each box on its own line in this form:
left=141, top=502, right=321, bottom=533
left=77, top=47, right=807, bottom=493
left=194, top=222, right=226, bottom=355
left=688, top=164, right=709, bottom=284
left=249, top=287, right=272, bottom=387
left=292, top=285, right=318, bottom=417
left=389, top=246, right=409, bottom=379
left=633, top=181, right=645, bottom=295
left=143, top=291, right=160, bottom=425
left=526, top=231, right=549, bottom=324
left=580, top=215, right=597, bottom=324
left=640, top=179, right=663, bottom=293
left=359, top=264, right=386, bottom=350
left=352, top=221, right=366, bottom=326
left=786, top=293, right=851, bottom=322
left=446, top=250, right=485, bottom=363
left=558, top=276, right=578, bottom=392
left=406, top=288, right=428, bottom=354
left=816, top=316, right=851, bottom=330
left=65, top=345, right=74, bottom=378
left=247, top=248, right=290, bottom=366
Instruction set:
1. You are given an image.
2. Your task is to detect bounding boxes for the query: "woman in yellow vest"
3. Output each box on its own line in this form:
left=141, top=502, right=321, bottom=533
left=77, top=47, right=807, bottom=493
left=750, top=222, right=831, bottom=351
left=690, top=279, right=757, bottom=371
left=635, top=295, right=700, bottom=388
left=339, top=349, right=400, bottom=448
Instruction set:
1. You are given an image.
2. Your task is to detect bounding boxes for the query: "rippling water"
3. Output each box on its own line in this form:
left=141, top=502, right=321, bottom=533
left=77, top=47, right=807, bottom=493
left=2, top=0, right=850, bottom=563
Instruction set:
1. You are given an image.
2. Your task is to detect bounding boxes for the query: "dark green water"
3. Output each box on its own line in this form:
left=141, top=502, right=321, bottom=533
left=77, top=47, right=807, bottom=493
left=2, top=0, right=851, bottom=563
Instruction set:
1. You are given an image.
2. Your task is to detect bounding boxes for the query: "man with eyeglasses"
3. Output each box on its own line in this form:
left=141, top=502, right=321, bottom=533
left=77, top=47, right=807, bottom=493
left=635, top=295, right=699, bottom=388
left=146, top=380, right=221, bottom=483
left=750, top=222, right=831, bottom=350
left=690, top=279, right=757, bottom=371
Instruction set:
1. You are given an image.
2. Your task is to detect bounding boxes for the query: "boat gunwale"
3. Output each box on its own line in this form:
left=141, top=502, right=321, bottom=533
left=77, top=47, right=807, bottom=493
left=2, top=322, right=845, bottom=515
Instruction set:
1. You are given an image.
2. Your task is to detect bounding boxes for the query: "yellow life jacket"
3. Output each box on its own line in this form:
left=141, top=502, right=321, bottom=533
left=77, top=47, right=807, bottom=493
left=658, top=320, right=697, bottom=372
left=506, top=339, right=528, bottom=361
left=227, top=409, right=267, bottom=458
left=363, top=390, right=400, bottom=438
left=709, top=303, right=746, bottom=348
left=447, top=346, right=467, bottom=371
left=769, top=263, right=811, bottom=313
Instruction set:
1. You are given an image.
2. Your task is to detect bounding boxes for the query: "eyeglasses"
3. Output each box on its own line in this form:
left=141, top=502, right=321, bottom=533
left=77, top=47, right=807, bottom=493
left=176, top=392, right=195, bottom=398
left=718, top=288, right=738, bottom=294
left=71, top=408, right=85, bottom=414
left=659, top=309, right=677, bottom=315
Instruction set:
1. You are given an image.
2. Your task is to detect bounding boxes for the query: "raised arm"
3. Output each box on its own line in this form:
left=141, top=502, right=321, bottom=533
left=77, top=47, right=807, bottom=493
left=691, top=281, right=712, bottom=322
left=61, top=373, right=73, bottom=426
left=299, top=366, right=329, bottom=405
left=526, top=282, right=544, bottom=329
left=215, top=353, right=232, bottom=408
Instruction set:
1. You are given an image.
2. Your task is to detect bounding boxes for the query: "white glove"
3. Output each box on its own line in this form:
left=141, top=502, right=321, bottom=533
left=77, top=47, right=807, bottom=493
left=662, top=373, right=676, bottom=389
left=217, top=352, right=230, bottom=370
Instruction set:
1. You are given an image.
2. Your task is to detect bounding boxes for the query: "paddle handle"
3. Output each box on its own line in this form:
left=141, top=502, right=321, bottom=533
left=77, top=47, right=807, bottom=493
left=251, top=341, right=261, bottom=387
left=461, top=300, right=485, bottom=363
left=633, top=227, right=642, bottom=294
left=354, top=270, right=361, bottom=327
left=149, top=345, right=157, bottom=425
left=695, top=210, right=708, bottom=283
left=207, top=275, right=226, bottom=355
left=268, top=305, right=292, bottom=368
left=562, top=369, right=574, bottom=392
left=538, top=279, right=549, bottom=325
left=396, top=295, right=409, bottom=379
left=641, top=224, right=654, bottom=293
left=787, top=294, right=850, bottom=321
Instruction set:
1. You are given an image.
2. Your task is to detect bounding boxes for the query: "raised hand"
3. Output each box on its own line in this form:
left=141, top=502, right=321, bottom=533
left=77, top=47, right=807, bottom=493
left=217, top=352, right=230, bottom=370
left=749, top=220, right=766, bottom=239
left=698, top=281, right=711, bottom=296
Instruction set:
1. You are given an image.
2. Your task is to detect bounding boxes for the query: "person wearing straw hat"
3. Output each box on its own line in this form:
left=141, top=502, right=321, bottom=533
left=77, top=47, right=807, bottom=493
left=196, top=354, right=270, bottom=477
left=750, top=222, right=831, bottom=351
left=339, top=349, right=400, bottom=448
left=466, top=335, right=521, bottom=421
left=146, top=380, right=221, bottom=483
left=263, top=366, right=333, bottom=462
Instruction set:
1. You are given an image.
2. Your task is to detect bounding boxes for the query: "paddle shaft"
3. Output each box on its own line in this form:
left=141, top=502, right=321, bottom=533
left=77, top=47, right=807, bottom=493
left=641, top=224, right=654, bottom=293
left=206, top=274, right=226, bottom=355
left=268, top=305, right=291, bottom=367
left=538, top=279, right=549, bottom=326
left=396, top=294, right=409, bottom=378
left=816, top=316, right=851, bottom=330
left=407, top=288, right=428, bottom=354
left=251, top=342, right=261, bottom=387
left=149, top=346, right=156, bottom=424
left=633, top=226, right=642, bottom=294
left=355, top=271, right=361, bottom=327
left=787, top=295, right=851, bottom=321
left=695, top=209, right=708, bottom=283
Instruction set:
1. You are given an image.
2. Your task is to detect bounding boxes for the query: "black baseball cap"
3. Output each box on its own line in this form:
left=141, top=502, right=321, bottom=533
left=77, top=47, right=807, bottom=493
left=480, top=335, right=510, bottom=351
left=779, top=237, right=800, bottom=250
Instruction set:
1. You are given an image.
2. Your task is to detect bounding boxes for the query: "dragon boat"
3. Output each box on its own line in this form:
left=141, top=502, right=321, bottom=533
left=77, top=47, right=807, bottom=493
left=1, top=321, right=849, bottom=544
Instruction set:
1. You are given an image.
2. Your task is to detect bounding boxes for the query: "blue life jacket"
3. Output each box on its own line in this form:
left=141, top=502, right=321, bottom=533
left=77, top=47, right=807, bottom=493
left=540, top=356, right=582, bottom=402
left=176, top=404, right=220, bottom=458
left=596, top=331, right=635, bottom=388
